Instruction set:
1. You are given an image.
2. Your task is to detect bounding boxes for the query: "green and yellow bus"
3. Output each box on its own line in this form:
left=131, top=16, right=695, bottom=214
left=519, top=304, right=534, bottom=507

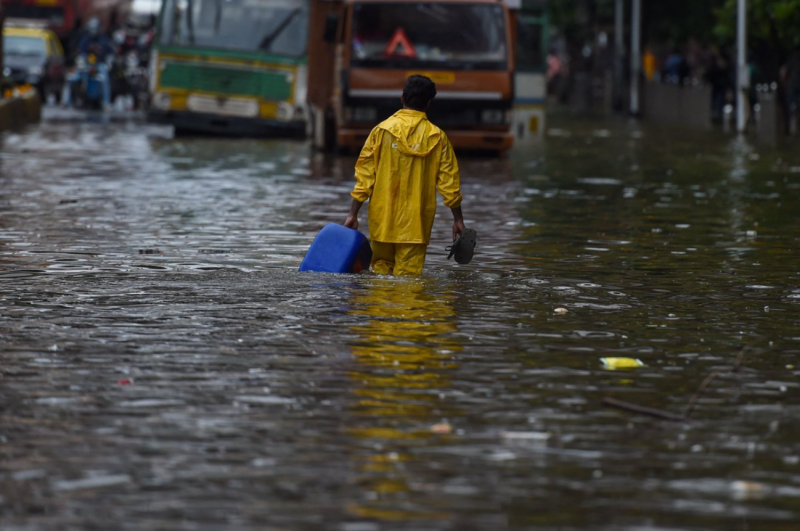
left=148, top=0, right=309, bottom=136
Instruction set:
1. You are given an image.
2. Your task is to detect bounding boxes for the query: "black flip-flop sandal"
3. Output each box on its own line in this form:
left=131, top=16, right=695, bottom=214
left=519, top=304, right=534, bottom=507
left=446, top=227, right=477, bottom=264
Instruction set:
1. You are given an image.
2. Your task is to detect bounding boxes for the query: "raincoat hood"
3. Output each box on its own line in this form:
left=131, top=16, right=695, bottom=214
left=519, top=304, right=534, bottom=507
left=377, top=109, right=442, bottom=157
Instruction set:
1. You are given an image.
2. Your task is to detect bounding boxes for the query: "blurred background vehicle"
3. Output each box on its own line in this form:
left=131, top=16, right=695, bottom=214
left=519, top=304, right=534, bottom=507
left=308, top=0, right=519, bottom=154
left=110, top=0, right=158, bottom=109
left=1, top=0, right=134, bottom=54
left=147, top=0, right=310, bottom=136
left=61, top=17, right=114, bottom=109
left=65, top=50, right=106, bottom=108
left=511, top=0, right=548, bottom=140
left=2, top=24, right=65, bottom=101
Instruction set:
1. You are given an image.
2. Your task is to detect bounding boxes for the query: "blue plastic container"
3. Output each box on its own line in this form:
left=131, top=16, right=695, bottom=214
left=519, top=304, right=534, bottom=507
left=299, top=224, right=372, bottom=273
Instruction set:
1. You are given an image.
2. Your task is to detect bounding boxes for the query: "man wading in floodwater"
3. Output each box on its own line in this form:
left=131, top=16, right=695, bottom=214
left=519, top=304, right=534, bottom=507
left=343, top=75, right=465, bottom=276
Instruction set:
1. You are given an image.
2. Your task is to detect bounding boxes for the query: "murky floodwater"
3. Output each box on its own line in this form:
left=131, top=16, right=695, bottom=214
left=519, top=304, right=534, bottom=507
left=1, top=108, right=799, bottom=530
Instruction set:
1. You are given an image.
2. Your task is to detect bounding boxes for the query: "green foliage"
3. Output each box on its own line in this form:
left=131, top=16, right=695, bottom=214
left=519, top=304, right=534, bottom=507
left=714, top=0, right=800, bottom=48
left=550, top=0, right=721, bottom=45
left=549, top=0, right=616, bottom=40
left=546, top=0, right=796, bottom=78
left=549, top=0, right=800, bottom=49
left=643, top=0, right=721, bottom=45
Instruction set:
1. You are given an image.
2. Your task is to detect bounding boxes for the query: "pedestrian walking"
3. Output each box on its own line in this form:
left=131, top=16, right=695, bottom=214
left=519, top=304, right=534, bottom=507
left=343, top=75, right=465, bottom=276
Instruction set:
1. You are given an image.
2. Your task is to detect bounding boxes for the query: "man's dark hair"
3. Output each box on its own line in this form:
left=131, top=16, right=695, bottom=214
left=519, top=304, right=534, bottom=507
left=403, top=75, right=437, bottom=111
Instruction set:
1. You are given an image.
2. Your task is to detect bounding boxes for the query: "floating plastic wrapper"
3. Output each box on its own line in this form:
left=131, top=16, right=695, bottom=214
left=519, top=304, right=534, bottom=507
left=601, top=357, right=645, bottom=370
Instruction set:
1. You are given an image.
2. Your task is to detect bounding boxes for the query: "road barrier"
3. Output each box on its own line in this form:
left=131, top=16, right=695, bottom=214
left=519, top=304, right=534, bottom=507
left=643, top=82, right=711, bottom=129
left=0, top=90, right=42, bottom=131
left=754, top=90, right=783, bottom=143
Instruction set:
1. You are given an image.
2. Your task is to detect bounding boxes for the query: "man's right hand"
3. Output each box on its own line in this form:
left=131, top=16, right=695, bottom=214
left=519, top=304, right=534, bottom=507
left=344, top=215, right=358, bottom=230
left=344, top=199, right=364, bottom=230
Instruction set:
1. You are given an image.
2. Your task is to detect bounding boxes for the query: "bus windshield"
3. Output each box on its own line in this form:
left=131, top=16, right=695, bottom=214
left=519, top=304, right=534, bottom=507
left=351, top=2, right=507, bottom=70
left=159, top=0, right=309, bottom=56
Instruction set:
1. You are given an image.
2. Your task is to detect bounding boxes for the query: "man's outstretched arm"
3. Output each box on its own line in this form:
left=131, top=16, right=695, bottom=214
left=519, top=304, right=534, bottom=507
left=437, top=135, right=464, bottom=241
left=345, top=128, right=379, bottom=230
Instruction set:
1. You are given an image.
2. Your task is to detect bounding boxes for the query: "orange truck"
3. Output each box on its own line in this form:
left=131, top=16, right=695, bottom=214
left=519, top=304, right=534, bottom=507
left=308, top=0, right=517, bottom=153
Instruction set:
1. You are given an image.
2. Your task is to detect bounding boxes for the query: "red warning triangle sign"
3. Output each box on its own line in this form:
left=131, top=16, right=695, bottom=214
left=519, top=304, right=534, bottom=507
left=383, top=28, right=417, bottom=58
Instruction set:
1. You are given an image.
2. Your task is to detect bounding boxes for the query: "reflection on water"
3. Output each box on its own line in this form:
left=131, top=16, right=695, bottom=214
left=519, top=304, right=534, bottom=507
left=0, top=112, right=799, bottom=529
left=347, top=278, right=460, bottom=522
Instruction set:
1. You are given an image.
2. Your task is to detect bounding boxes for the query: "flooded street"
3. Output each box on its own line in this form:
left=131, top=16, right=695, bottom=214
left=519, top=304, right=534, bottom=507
left=1, top=109, right=799, bottom=530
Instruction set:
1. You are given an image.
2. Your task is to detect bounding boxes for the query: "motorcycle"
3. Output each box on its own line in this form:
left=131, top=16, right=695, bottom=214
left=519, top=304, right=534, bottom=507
left=67, top=53, right=107, bottom=110
left=111, top=27, right=153, bottom=110
left=112, top=50, right=149, bottom=110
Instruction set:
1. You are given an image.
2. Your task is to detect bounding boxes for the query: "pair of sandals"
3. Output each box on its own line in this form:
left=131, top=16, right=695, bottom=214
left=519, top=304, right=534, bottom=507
left=446, top=227, right=477, bottom=265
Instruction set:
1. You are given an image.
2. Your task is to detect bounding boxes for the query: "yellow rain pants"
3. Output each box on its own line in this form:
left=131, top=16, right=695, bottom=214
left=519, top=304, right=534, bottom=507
left=370, top=241, right=427, bottom=276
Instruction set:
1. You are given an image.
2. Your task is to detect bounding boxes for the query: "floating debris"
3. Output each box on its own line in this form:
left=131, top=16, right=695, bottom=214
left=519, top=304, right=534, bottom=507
left=431, top=422, right=453, bottom=434
left=500, top=431, right=551, bottom=441
left=730, top=480, right=769, bottom=501
left=601, top=358, right=645, bottom=370
left=53, top=474, right=131, bottom=492
left=235, top=395, right=296, bottom=405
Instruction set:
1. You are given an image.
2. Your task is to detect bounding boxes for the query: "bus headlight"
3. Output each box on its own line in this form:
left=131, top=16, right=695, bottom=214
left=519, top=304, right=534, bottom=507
left=277, top=101, right=294, bottom=121
left=481, top=109, right=505, bottom=124
left=152, top=92, right=172, bottom=110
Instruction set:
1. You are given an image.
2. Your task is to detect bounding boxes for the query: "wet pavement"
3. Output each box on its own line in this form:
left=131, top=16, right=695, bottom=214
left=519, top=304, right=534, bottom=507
left=1, top=107, right=799, bottom=530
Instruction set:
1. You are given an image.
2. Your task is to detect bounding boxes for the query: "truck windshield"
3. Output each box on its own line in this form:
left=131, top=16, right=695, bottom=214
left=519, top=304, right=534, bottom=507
left=351, top=2, right=507, bottom=70
left=159, top=0, right=308, bottom=56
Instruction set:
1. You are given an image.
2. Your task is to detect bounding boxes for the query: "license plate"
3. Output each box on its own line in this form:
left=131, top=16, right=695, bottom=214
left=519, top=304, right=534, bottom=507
left=406, top=71, right=455, bottom=85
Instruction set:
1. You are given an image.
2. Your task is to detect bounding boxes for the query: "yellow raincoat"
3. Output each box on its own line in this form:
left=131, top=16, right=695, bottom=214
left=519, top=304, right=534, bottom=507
left=351, top=109, right=462, bottom=245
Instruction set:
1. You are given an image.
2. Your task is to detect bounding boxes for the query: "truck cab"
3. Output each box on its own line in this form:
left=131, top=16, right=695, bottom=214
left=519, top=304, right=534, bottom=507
left=308, top=0, right=515, bottom=153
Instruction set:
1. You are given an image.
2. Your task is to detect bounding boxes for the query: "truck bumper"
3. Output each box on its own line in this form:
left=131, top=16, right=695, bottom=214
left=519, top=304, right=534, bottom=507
left=147, top=110, right=306, bottom=138
left=338, top=128, right=513, bottom=153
